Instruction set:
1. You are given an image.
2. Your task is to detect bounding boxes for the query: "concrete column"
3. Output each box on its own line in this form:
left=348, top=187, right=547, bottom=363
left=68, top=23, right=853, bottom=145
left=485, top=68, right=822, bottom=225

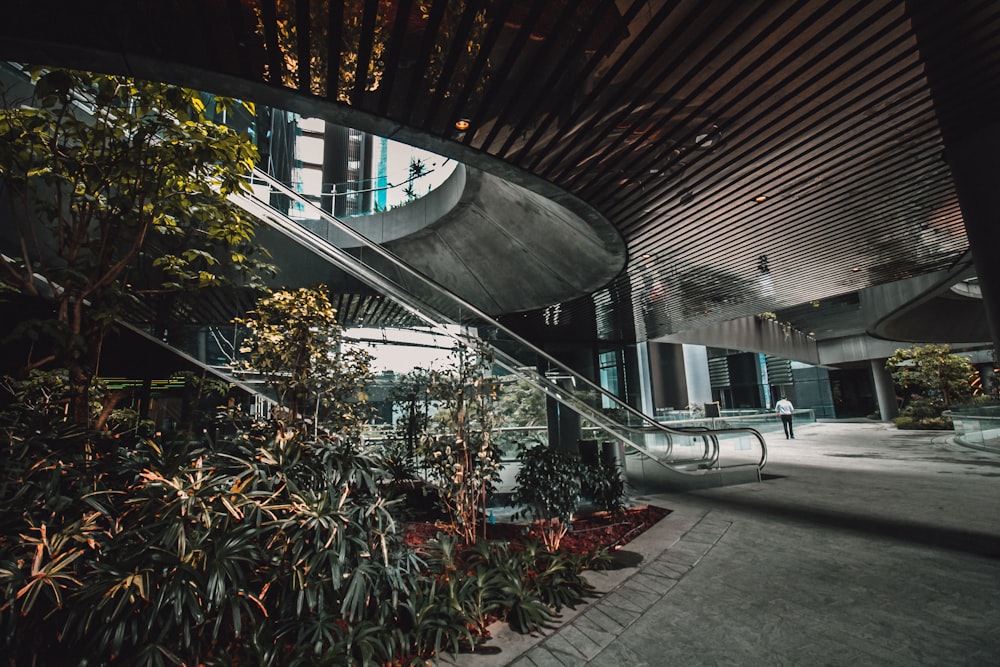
left=540, top=345, right=592, bottom=455
left=545, top=377, right=581, bottom=454
left=646, top=342, right=687, bottom=412
left=908, top=2, right=1000, bottom=356
left=870, top=358, right=899, bottom=421
left=942, top=126, right=1000, bottom=356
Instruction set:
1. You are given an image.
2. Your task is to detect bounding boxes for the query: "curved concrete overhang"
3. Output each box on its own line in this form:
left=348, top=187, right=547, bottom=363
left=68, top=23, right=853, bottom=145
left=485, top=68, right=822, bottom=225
left=0, top=44, right=627, bottom=316
left=268, top=160, right=623, bottom=315
left=866, top=253, right=989, bottom=344
left=384, top=167, right=623, bottom=315
left=313, top=160, right=468, bottom=248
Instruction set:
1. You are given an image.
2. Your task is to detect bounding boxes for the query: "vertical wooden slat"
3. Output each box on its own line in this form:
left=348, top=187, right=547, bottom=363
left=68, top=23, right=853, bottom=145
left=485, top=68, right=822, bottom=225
left=327, top=0, right=345, bottom=100
left=259, top=0, right=284, bottom=85
left=401, top=0, right=450, bottom=125
left=295, top=0, right=312, bottom=92
left=462, top=0, right=549, bottom=149
left=376, top=0, right=416, bottom=115
left=351, top=0, right=380, bottom=105
left=418, top=1, right=482, bottom=129
left=442, top=0, right=513, bottom=139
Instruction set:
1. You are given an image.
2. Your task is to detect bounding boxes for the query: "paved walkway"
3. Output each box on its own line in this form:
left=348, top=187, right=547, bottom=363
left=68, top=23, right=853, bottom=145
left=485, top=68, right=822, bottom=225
left=445, top=421, right=1000, bottom=666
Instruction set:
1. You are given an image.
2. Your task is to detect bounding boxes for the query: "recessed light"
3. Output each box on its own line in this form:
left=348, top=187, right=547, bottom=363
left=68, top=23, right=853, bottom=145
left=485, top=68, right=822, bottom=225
left=454, top=118, right=471, bottom=131
left=694, top=125, right=722, bottom=149
left=851, top=267, right=861, bottom=272
left=754, top=195, right=768, bottom=203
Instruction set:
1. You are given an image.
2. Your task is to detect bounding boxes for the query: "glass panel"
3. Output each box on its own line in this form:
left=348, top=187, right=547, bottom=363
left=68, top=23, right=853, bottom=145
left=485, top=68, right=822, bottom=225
left=235, top=169, right=768, bottom=486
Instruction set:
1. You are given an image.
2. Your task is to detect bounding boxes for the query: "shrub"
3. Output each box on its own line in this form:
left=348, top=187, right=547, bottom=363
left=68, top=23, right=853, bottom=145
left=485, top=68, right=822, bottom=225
left=582, top=458, right=627, bottom=517
left=415, top=342, right=502, bottom=544
left=0, top=398, right=426, bottom=665
left=892, top=398, right=953, bottom=430
left=511, top=444, right=582, bottom=550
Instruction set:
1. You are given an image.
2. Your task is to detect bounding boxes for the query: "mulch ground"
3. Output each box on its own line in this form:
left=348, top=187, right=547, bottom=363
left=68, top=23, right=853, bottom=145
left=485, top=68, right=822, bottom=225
left=402, top=504, right=670, bottom=554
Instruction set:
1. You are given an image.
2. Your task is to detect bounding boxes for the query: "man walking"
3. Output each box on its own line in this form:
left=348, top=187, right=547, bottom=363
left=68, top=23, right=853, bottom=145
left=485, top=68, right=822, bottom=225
left=775, top=395, right=795, bottom=439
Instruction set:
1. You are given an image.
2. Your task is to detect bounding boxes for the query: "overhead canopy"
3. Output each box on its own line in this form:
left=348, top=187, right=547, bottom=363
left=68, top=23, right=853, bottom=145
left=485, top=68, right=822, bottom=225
left=1, top=0, right=995, bottom=344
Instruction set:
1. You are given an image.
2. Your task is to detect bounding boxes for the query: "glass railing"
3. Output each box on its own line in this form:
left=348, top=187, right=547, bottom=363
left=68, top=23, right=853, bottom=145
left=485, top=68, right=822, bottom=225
left=283, top=159, right=459, bottom=221
left=943, top=407, right=1000, bottom=451
left=232, top=169, right=767, bottom=489
left=657, top=409, right=816, bottom=434
left=322, top=160, right=458, bottom=216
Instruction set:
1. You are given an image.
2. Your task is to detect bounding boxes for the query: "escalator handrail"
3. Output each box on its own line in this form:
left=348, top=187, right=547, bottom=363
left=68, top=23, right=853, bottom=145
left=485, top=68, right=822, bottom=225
left=238, top=170, right=767, bottom=472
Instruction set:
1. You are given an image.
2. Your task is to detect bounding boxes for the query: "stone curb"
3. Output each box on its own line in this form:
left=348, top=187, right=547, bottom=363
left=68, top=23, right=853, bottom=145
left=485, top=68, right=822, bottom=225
left=509, top=515, right=730, bottom=666
left=440, top=506, right=726, bottom=666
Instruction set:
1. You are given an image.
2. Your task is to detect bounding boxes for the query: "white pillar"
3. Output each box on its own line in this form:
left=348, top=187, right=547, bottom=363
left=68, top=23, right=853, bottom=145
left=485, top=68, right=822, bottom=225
left=682, top=344, right=713, bottom=405
left=636, top=341, right=655, bottom=417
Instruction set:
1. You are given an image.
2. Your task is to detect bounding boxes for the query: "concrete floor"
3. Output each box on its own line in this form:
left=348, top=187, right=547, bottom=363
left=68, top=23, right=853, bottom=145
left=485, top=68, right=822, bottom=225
left=444, top=421, right=1000, bottom=666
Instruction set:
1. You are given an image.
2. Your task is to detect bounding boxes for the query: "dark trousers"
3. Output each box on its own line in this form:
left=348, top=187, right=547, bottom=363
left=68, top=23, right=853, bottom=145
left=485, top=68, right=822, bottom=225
left=781, top=414, right=794, bottom=438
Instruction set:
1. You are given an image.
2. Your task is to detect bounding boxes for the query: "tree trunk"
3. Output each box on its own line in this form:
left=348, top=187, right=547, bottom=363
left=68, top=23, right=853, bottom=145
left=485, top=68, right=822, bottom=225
left=68, top=362, right=91, bottom=427
left=65, top=326, right=105, bottom=428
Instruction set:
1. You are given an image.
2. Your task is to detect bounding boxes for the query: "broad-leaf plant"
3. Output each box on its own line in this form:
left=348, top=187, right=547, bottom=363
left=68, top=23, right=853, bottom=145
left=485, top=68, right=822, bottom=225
left=0, top=65, right=272, bottom=427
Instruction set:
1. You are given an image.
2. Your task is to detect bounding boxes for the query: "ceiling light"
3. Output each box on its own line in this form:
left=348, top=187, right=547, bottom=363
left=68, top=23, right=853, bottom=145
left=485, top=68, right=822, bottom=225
left=754, top=195, right=768, bottom=203
left=694, top=125, right=722, bottom=150
left=851, top=267, right=861, bottom=272
left=454, top=118, right=471, bottom=131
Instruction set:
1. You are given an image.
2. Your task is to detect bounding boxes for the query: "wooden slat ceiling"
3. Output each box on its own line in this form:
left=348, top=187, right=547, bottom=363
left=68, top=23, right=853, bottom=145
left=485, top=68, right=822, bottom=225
left=2, top=0, right=997, bottom=341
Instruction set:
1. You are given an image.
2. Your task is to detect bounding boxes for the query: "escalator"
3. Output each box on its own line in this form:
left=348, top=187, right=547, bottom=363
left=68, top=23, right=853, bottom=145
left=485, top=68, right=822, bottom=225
left=233, top=169, right=767, bottom=491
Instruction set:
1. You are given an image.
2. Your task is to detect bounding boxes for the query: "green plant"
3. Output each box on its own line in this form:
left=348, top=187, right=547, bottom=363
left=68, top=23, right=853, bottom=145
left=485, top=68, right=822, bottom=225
left=459, top=538, right=553, bottom=635
left=0, top=405, right=425, bottom=664
left=886, top=344, right=975, bottom=408
left=237, top=285, right=374, bottom=436
left=417, top=342, right=502, bottom=544
left=493, top=378, right=548, bottom=427
left=511, top=443, right=583, bottom=551
left=403, top=533, right=483, bottom=655
left=958, top=394, right=1000, bottom=408
left=522, top=544, right=596, bottom=612
left=0, top=66, right=272, bottom=426
left=402, top=157, right=428, bottom=201
left=892, top=397, right=954, bottom=430
left=582, top=459, right=627, bottom=516
left=0, top=303, right=426, bottom=665
left=388, top=367, right=436, bottom=462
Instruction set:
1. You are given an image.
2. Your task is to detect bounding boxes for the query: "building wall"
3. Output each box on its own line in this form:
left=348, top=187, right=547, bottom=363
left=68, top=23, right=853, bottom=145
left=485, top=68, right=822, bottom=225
left=791, top=362, right=836, bottom=418
left=827, top=366, right=878, bottom=419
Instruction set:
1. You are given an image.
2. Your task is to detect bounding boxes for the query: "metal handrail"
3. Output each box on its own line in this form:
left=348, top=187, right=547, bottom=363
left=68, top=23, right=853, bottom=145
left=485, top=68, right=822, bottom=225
left=234, top=169, right=767, bottom=476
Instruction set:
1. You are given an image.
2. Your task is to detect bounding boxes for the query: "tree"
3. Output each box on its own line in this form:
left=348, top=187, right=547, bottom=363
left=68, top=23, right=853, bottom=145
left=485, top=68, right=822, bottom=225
left=237, top=285, right=374, bottom=436
left=494, top=378, right=548, bottom=427
left=0, top=66, right=271, bottom=427
left=886, top=344, right=974, bottom=407
left=388, top=366, right=435, bottom=458
left=418, top=341, right=502, bottom=544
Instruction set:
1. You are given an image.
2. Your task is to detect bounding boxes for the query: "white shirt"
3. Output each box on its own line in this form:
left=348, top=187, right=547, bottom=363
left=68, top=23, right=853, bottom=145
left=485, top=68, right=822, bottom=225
left=775, top=398, right=794, bottom=415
